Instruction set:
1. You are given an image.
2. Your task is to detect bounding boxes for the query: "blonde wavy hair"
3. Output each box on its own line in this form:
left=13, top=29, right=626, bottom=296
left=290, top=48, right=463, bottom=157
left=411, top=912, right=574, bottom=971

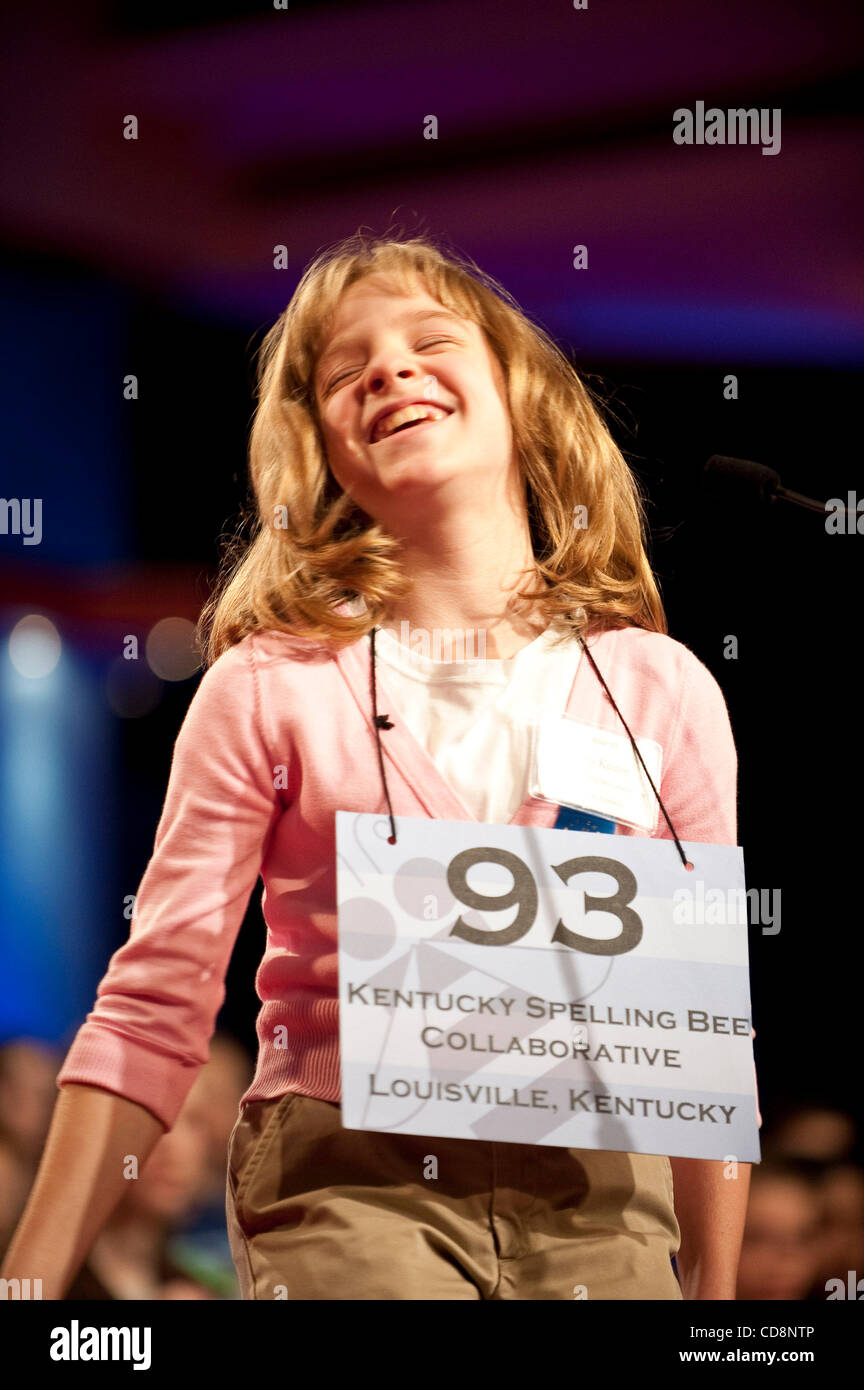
left=197, top=230, right=666, bottom=667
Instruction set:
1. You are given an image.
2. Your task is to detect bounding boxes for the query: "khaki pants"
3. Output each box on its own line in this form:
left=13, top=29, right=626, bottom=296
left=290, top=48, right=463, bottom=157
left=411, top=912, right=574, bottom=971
left=225, top=1092, right=682, bottom=1300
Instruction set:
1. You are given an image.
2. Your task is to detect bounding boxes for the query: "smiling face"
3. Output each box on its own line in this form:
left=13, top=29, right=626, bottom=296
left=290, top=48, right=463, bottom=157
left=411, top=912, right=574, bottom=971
left=313, top=274, right=516, bottom=522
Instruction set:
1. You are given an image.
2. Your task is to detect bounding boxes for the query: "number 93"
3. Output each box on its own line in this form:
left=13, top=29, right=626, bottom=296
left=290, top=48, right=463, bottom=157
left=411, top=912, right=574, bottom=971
left=446, top=847, right=642, bottom=956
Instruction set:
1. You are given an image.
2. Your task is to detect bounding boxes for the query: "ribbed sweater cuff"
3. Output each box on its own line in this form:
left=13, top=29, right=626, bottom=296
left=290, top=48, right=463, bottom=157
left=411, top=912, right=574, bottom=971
left=56, top=1021, right=201, bottom=1130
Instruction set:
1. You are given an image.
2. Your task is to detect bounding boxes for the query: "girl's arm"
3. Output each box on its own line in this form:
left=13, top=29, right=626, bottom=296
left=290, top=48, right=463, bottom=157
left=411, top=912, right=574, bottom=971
left=669, top=1156, right=751, bottom=1299
left=3, top=641, right=280, bottom=1297
left=3, top=640, right=281, bottom=1295
left=57, top=637, right=281, bottom=1133
left=0, top=1083, right=165, bottom=1300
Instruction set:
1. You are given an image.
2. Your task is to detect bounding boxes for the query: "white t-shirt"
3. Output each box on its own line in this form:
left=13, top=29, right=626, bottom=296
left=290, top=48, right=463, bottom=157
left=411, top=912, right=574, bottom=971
left=347, top=600, right=583, bottom=823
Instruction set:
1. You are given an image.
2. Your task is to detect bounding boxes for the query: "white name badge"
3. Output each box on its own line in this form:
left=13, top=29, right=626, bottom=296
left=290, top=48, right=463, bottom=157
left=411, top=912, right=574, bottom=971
left=529, top=716, right=663, bottom=832
left=336, top=811, right=759, bottom=1162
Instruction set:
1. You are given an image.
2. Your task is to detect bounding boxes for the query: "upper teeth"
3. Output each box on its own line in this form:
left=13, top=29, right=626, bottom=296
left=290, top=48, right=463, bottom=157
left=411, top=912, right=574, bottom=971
left=372, top=403, right=448, bottom=442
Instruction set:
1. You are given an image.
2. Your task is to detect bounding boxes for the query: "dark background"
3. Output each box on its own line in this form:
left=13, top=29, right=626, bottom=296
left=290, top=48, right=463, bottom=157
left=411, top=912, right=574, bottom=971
left=1, top=0, right=862, bottom=1139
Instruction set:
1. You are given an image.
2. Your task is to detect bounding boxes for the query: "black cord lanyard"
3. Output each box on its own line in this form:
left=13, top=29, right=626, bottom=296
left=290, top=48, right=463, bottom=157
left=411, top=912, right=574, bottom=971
left=369, top=626, right=693, bottom=870
left=576, top=637, right=693, bottom=871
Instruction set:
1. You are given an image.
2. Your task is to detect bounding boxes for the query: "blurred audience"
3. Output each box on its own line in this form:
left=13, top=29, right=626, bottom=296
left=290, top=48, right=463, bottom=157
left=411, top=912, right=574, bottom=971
left=737, top=1104, right=864, bottom=1301
left=0, top=1039, right=59, bottom=1167
left=736, top=1160, right=822, bottom=1300
left=184, top=1033, right=253, bottom=1207
left=1, top=1031, right=252, bottom=1299
left=0, top=1140, right=31, bottom=1259
left=8, top=1038, right=862, bottom=1301
left=762, top=1103, right=856, bottom=1168
left=807, top=1162, right=864, bottom=1299
left=166, top=1032, right=254, bottom=1298
left=0, top=1040, right=60, bottom=1261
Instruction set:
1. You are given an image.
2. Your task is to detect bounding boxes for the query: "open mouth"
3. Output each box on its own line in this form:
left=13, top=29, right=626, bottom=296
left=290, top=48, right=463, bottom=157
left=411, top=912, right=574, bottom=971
left=369, top=403, right=452, bottom=444
left=376, top=416, right=445, bottom=442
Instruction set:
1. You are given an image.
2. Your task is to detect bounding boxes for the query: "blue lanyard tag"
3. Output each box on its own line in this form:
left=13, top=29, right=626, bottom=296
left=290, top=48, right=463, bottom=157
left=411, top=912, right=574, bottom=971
left=554, top=805, right=617, bottom=834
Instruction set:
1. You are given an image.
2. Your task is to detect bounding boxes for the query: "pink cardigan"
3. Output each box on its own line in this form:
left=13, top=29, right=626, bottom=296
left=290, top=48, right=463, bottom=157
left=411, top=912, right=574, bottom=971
left=57, top=619, right=744, bottom=1131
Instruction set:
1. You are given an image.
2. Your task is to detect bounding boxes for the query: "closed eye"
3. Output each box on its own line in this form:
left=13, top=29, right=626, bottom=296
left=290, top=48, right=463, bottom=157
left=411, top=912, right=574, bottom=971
left=325, top=338, right=454, bottom=392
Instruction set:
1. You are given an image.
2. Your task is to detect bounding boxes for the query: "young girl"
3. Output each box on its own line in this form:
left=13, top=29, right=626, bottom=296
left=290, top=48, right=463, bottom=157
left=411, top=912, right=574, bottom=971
left=2, top=231, right=750, bottom=1300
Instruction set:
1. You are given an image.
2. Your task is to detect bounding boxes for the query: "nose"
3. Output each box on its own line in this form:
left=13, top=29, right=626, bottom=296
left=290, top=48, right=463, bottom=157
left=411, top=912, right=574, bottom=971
left=363, top=349, right=423, bottom=395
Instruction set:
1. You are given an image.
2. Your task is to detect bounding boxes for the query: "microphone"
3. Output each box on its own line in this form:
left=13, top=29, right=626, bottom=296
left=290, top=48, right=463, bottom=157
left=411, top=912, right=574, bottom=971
left=703, top=455, right=834, bottom=515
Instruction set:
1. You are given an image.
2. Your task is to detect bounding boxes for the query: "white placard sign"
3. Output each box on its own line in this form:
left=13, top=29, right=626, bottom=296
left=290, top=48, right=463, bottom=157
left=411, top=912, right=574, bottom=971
left=336, top=812, right=760, bottom=1162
